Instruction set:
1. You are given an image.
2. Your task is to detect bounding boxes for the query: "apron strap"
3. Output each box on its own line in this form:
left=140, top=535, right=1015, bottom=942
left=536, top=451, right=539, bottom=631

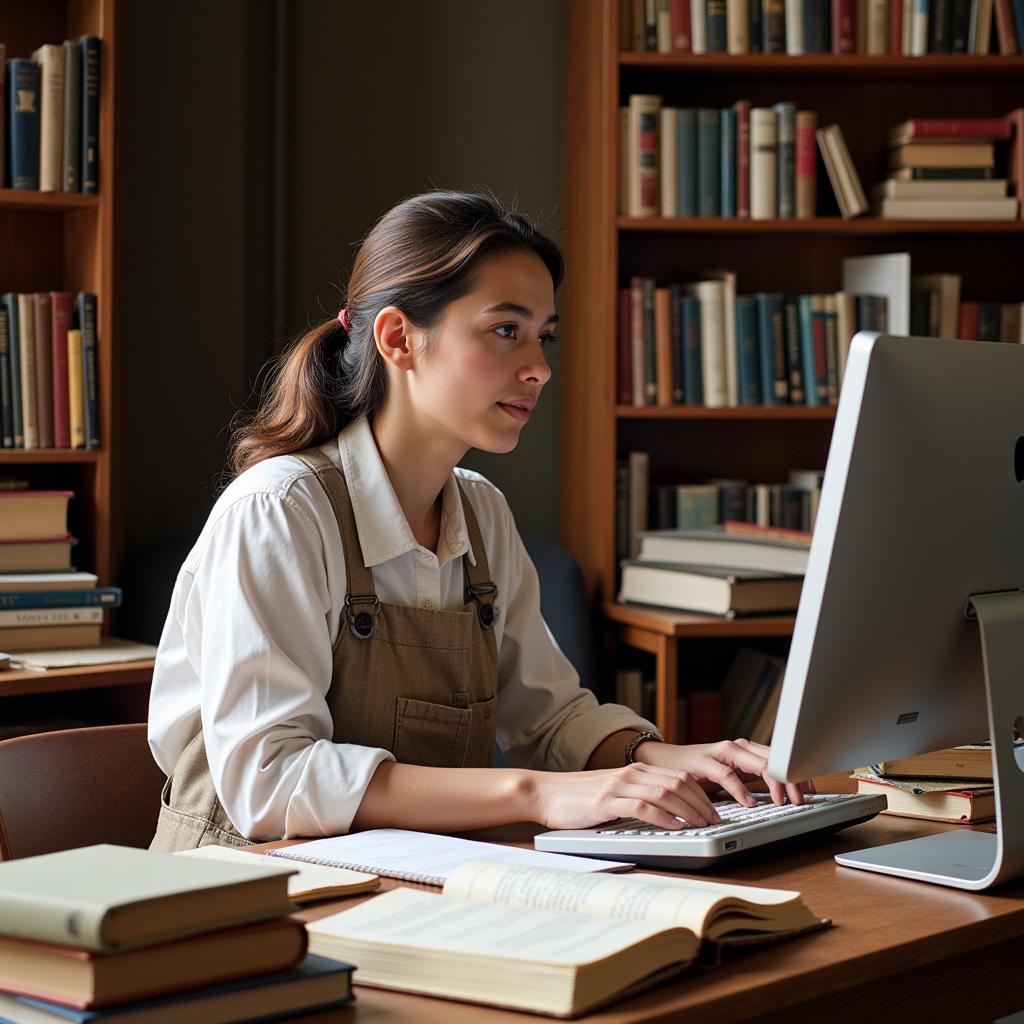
left=456, top=480, right=499, bottom=629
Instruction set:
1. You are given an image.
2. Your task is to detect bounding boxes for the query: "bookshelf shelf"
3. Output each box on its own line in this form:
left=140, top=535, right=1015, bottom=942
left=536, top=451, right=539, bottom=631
left=619, top=54, right=1024, bottom=77
left=0, top=188, right=100, bottom=213
left=0, top=661, right=154, bottom=699
left=605, top=603, right=797, bottom=638
left=616, top=405, right=836, bottom=420
left=0, top=449, right=100, bottom=464
left=618, top=217, right=1024, bottom=234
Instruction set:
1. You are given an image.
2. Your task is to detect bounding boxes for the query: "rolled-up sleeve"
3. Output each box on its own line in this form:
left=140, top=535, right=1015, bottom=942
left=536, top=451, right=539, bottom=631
left=494, top=503, right=658, bottom=771
left=179, top=492, right=393, bottom=840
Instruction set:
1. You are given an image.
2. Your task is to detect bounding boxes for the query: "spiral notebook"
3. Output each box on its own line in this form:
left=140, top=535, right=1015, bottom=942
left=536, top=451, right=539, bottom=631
left=266, top=829, right=632, bottom=886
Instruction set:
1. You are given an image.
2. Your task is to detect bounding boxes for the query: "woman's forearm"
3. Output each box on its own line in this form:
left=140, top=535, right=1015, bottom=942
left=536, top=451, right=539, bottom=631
left=350, top=760, right=539, bottom=832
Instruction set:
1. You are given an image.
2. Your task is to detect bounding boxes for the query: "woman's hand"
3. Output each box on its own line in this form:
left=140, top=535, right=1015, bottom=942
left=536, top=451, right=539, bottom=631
left=636, top=737, right=815, bottom=807
left=527, top=762, right=725, bottom=831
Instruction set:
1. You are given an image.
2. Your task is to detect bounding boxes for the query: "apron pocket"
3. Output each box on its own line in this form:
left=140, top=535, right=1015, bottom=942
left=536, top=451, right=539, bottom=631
left=394, top=697, right=473, bottom=768
left=466, top=695, right=499, bottom=768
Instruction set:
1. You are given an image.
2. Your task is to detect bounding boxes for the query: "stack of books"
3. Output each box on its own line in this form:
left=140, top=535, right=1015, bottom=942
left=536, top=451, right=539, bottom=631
left=874, top=118, right=1019, bottom=220
left=851, top=744, right=1000, bottom=823
left=0, top=291, right=101, bottom=451
left=4, top=37, right=100, bottom=194
left=0, top=844, right=356, bottom=1024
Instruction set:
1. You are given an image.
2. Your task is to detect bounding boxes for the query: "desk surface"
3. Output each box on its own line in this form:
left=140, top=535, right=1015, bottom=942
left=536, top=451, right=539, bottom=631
left=258, top=784, right=1024, bottom=1024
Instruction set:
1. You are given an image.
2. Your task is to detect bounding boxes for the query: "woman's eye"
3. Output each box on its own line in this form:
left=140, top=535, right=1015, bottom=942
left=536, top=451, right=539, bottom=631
left=540, top=333, right=559, bottom=348
left=495, top=324, right=518, bottom=340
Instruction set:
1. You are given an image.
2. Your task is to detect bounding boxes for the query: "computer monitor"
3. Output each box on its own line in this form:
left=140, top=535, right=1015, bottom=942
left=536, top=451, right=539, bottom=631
left=767, top=332, right=1024, bottom=891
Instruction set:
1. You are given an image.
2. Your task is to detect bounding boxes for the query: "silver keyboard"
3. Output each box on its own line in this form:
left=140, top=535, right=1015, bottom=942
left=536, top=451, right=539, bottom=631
left=535, top=792, right=887, bottom=870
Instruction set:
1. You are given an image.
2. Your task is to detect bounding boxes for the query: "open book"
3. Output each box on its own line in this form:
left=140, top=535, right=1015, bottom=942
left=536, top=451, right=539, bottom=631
left=307, top=859, right=827, bottom=1018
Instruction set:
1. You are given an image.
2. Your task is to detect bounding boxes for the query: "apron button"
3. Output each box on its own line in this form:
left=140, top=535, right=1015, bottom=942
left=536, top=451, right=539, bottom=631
left=478, top=603, right=496, bottom=628
left=352, top=611, right=374, bottom=638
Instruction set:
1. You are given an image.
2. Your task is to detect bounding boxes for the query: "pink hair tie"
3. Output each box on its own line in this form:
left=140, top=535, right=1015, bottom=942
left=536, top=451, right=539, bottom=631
left=338, top=308, right=351, bottom=331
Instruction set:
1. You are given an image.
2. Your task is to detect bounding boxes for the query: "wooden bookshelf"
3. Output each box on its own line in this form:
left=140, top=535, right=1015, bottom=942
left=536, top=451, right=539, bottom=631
left=560, top=0, right=1023, bottom=739
left=0, top=1, right=144, bottom=705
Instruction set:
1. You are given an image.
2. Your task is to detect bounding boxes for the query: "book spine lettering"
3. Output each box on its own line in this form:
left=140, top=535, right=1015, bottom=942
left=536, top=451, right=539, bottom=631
left=671, top=0, right=694, bottom=48
left=8, top=60, right=40, bottom=190
left=784, top=299, right=806, bottom=403
left=773, top=103, right=796, bottom=219
left=0, top=588, right=121, bottom=609
left=750, top=108, right=778, bottom=219
left=833, top=0, right=857, bottom=47
left=706, top=0, right=729, bottom=48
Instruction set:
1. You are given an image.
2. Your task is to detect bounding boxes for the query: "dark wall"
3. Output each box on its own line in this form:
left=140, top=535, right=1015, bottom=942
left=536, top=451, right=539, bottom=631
left=122, top=1, right=564, bottom=580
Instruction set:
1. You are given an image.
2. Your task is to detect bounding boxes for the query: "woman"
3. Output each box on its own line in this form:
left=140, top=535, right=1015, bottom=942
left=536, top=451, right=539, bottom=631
left=148, top=189, right=809, bottom=850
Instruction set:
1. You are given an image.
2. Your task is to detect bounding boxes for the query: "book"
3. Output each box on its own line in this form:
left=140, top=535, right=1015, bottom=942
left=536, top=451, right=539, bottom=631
left=911, top=273, right=961, bottom=338
left=724, top=519, right=813, bottom=543
left=659, top=107, right=677, bottom=216
left=872, top=196, right=1018, bottom=219
left=0, top=607, right=102, bottom=628
left=7, top=59, right=41, bottom=190
left=266, top=829, right=633, bottom=885
left=18, top=293, right=38, bottom=449
left=306, top=859, right=826, bottom=1018
left=0, top=954, right=353, bottom=1024
left=816, top=124, right=867, bottom=219
left=841, top=252, right=911, bottom=334
left=0, top=918, right=308, bottom=1010
left=4, top=293, right=23, bottom=447
left=684, top=279, right=727, bottom=406
left=75, top=293, right=99, bottom=449
left=80, top=37, right=100, bottom=194
left=750, top=107, right=778, bottom=219
left=61, top=40, right=82, bottom=192
left=889, top=118, right=1011, bottom=144
left=795, top=109, right=817, bottom=218
left=871, top=177, right=1007, bottom=198
left=719, top=647, right=785, bottom=736
left=0, top=490, right=73, bottom=541
left=0, top=305, right=11, bottom=446
left=773, top=102, right=796, bottom=219
left=175, top=844, right=380, bottom=903
left=0, top=537, right=74, bottom=573
left=50, top=292, right=73, bottom=448
left=628, top=94, right=661, bottom=216
left=10, top=637, right=158, bottom=671
left=619, top=560, right=802, bottom=616
left=0, top=586, right=120, bottom=609
left=852, top=773, right=995, bottom=822
left=32, top=293, right=54, bottom=448
left=890, top=141, right=995, bottom=169
left=873, top=743, right=994, bottom=779
left=31, top=44, right=65, bottom=193
left=68, top=327, right=85, bottom=448
left=638, top=525, right=810, bottom=574
left=0, top=844, right=297, bottom=952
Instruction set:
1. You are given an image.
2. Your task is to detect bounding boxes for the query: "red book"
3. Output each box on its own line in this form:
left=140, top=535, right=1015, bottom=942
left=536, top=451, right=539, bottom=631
left=617, top=287, right=632, bottom=404
left=959, top=301, right=980, bottom=340
left=889, top=0, right=904, bottom=53
left=895, top=118, right=1012, bottom=140
left=734, top=100, right=751, bottom=219
left=49, top=291, right=73, bottom=449
left=832, top=0, right=857, bottom=51
left=670, top=0, right=693, bottom=50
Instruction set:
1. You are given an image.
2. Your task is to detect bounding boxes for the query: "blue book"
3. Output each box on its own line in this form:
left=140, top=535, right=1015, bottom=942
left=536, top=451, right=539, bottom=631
left=681, top=296, right=704, bottom=404
left=2, top=293, right=22, bottom=447
left=80, top=37, right=101, bottom=194
left=797, top=295, right=820, bottom=408
left=697, top=109, right=721, bottom=217
left=720, top=107, right=736, bottom=219
left=75, top=293, right=100, bottom=449
left=1, top=955, right=355, bottom=1024
left=0, top=587, right=122, bottom=610
left=1014, top=0, right=1024, bottom=46
left=669, top=285, right=686, bottom=403
left=772, top=102, right=795, bottom=220
left=706, top=0, right=729, bottom=49
left=7, top=59, right=41, bottom=190
left=677, top=110, right=698, bottom=217
left=735, top=296, right=761, bottom=405
left=755, top=293, right=786, bottom=406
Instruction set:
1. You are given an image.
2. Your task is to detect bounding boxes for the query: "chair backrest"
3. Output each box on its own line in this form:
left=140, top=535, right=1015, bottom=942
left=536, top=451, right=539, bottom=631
left=0, top=724, right=166, bottom=860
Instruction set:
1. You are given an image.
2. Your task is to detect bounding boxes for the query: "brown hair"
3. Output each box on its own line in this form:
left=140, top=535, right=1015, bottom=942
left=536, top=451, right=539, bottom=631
left=227, top=189, right=563, bottom=477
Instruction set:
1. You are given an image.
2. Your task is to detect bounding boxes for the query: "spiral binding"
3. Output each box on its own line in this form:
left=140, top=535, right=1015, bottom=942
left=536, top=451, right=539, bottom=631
left=266, top=848, right=444, bottom=886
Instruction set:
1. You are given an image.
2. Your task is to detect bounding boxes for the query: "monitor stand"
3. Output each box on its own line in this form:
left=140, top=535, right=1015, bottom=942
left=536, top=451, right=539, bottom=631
left=835, top=589, right=1024, bottom=890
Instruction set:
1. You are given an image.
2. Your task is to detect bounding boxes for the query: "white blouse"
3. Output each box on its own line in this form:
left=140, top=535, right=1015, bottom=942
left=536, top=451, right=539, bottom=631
left=148, top=416, right=655, bottom=840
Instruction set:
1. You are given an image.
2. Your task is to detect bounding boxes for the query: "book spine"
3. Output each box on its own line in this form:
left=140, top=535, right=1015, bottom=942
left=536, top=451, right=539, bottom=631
left=763, top=0, right=788, bottom=48
left=750, top=108, right=778, bottom=219
left=735, top=296, right=762, bottom=404
left=977, top=302, right=1001, bottom=341
left=797, top=295, right=820, bottom=407
left=645, top=0, right=660, bottom=48
left=0, top=307, right=10, bottom=446
left=706, top=0, right=729, bottom=48
left=657, top=0, right=674, bottom=50
left=32, top=45, right=64, bottom=193
left=32, top=293, right=54, bottom=449
left=629, top=95, right=661, bottom=216
left=912, top=0, right=931, bottom=54
left=697, top=109, right=721, bottom=216
left=805, top=0, right=832, bottom=49
left=890, top=0, right=906, bottom=50
left=773, top=102, right=796, bottom=219
left=749, top=0, right=765, bottom=46
left=769, top=294, right=789, bottom=401
left=787, top=0, right=807, bottom=50
left=682, top=296, right=704, bottom=403
left=728, top=0, right=752, bottom=49
left=654, top=287, right=673, bottom=405
left=994, top=0, right=1019, bottom=49
left=0, top=606, right=103, bottom=627
left=8, top=60, right=40, bottom=190
left=671, top=0, right=694, bottom=48
left=795, top=110, right=817, bottom=218
left=0, top=587, right=121, bottom=609
left=0, top=44, right=5, bottom=185
left=899, top=117, right=1009, bottom=139
left=618, top=107, right=629, bottom=215
left=784, top=298, right=806, bottom=403
left=696, top=285, right=727, bottom=407
left=958, top=300, right=980, bottom=339
left=3, top=294, right=21, bottom=446
left=692, top=0, right=708, bottom=51
left=822, top=295, right=840, bottom=403
left=1014, top=0, right=1024, bottom=46
left=61, top=40, right=81, bottom=191
left=67, top=327, right=85, bottom=448
left=660, top=108, right=678, bottom=217
left=617, top=288, right=632, bottom=404
left=79, top=37, right=99, bottom=193
left=616, top=461, right=630, bottom=564
left=753, top=294, right=775, bottom=405
left=833, top=0, right=857, bottom=47
left=867, top=0, right=891, bottom=49
left=810, top=297, right=829, bottom=402
left=642, top=278, right=658, bottom=403
left=17, top=295, right=38, bottom=449
left=669, top=285, right=686, bottom=402
left=720, top=106, right=736, bottom=217
left=677, top=109, right=698, bottom=216
left=49, top=292, right=72, bottom=449
left=630, top=277, right=645, bottom=406
left=928, top=0, right=953, bottom=46
left=734, top=100, right=751, bottom=218
left=75, top=292, right=100, bottom=448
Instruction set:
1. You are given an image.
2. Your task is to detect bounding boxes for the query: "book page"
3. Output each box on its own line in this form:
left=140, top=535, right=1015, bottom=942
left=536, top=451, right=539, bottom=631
left=310, top=886, right=693, bottom=966
left=444, top=860, right=802, bottom=935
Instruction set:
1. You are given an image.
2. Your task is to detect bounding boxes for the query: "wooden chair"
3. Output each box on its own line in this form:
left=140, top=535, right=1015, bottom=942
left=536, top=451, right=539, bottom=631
left=0, top=723, right=166, bottom=860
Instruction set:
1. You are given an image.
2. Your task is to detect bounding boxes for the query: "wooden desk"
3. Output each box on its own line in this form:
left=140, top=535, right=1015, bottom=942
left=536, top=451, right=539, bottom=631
left=257, top=799, right=1024, bottom=1023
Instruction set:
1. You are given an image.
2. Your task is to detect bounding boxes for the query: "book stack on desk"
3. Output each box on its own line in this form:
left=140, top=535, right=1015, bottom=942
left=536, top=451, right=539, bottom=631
left=0, top=844, right=356, bottom=1023
left=852, top=743, right=1001, bottom=823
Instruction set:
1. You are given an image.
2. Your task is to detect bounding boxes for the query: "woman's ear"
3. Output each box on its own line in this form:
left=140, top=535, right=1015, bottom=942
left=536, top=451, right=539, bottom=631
left=374, top=306, right=416, bottom=372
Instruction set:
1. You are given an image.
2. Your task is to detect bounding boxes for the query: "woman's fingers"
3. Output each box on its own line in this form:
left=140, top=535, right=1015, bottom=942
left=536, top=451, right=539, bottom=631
left=627, top=762, right=720, bottom=820
left=617, top=784, right=717, bottom=828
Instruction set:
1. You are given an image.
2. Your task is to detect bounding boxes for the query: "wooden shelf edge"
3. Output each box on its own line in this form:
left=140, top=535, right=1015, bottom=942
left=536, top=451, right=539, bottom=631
left=0, top=449, right=102, bottom=464
left=0, top=188, right=100, bottom=213
left=0, top=659, right=154, bottom=698
left=616, top=404, right=836, bottom=420
left=604, top=602, right=797, bottom=637
left=618, top=53, right=1024, bottom=74
left=618, top=216, right=1024, bottom=234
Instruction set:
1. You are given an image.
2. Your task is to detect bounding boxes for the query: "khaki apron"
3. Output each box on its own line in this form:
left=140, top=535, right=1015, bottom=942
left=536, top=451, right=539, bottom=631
left=150, top=447, right=499, bottom=851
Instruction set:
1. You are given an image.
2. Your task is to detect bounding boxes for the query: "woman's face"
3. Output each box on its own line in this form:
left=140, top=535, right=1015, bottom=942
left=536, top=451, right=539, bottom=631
left=408, top=248, right=558, bottom=455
